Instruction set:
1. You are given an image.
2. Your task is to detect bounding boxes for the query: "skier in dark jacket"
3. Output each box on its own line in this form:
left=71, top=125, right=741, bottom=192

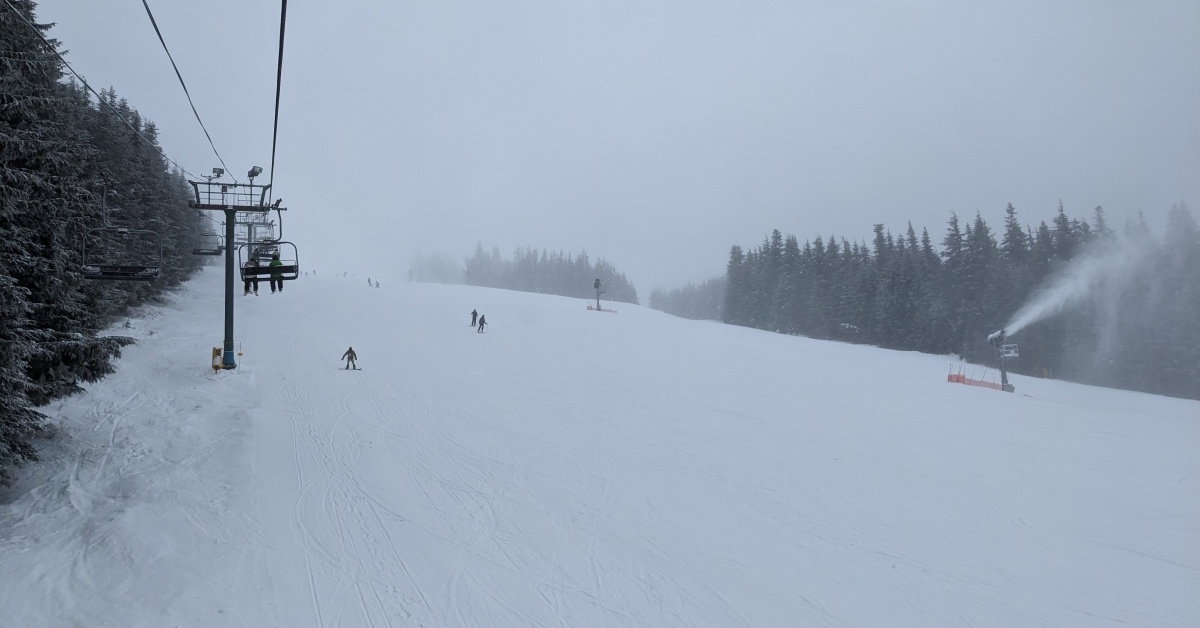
left=470, top=309, right=478, bottom=328
left=342, top=346, right=358, bottom=369
left=243, top=258, right=259, bottom=295
left=476, top=314, right=486, bottom=333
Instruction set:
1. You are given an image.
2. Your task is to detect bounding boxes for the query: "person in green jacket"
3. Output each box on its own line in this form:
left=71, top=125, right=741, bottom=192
left=269, top=253, right=284, bottom=293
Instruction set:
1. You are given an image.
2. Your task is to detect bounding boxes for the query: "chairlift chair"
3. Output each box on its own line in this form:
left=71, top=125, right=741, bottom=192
left=238, top=241, right=300, bottom=282
left=191, top=233, right=224, bottom=256
left=81, top=226, right=162, bottom=281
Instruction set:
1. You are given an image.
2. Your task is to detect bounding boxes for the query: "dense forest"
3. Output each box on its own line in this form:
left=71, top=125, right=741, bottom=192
left=649, top=276, right=725, bottom=321
left=1, top=2, right=208, bottom=484
left=716, top=203, right=1200, bottom=400
left=461, top=243, right=639, bottom=305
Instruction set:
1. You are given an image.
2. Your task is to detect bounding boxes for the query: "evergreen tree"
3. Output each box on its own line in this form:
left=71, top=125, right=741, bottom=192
left=649, top=276, right=726, bottom=321
left=1052, top=200, right=1077, bottom=261
left=460, top=244, right=638, bottom=304
left=1, top=1, right=74, bottom=482
left=717, top=200, right=1198, bottom=399
left=1, top=3, right=202, bottom=483
left=1154, top=203, right=1200, bottom=398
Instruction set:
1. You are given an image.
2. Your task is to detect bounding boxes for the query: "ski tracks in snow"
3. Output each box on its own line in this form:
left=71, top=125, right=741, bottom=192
left=272, top=348, right=438, bottom=627
left=9, top=271, right=1194, bottom=627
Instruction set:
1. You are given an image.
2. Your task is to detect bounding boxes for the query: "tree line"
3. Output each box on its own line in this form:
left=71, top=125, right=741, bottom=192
left=716, top=203, right=1200, bottom=400
left=2, top=2, right=208, bottom=484
left=464, top=243, right=639, bottom=305
left=648, top=276, right=725, bottom=321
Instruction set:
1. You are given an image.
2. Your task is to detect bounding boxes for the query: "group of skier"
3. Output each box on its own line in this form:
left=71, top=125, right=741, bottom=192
left=242, top=253, right=286, bottom=295
left=339, top=308, right=490, bottom=370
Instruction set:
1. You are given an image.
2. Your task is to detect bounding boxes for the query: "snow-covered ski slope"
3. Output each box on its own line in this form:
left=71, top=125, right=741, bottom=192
left=1, top=267, right=1197, bottom=628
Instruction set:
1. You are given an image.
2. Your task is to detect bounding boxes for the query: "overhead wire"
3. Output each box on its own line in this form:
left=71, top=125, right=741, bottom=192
left=139, top=0, right=236, bottom=182
left=1, top=0, right=198, bottom=180
left=267, top=0, right=288, bottom=202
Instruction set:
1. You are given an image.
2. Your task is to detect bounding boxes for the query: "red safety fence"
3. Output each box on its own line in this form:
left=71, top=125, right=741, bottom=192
left=947, top=366, right=1005, bottom=391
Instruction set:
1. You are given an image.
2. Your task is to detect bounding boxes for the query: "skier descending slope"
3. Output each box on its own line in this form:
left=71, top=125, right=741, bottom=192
left=341, top=346, right=358, bottom=370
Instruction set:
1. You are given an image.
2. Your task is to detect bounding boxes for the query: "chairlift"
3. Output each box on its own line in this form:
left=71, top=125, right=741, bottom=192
left=238, top=241, right=300, bottom=282
left=242, top=206, right=287, bottom=264
left=81, top=226, right=162, bottom=281
left=191, top=233, right=224, bottom=256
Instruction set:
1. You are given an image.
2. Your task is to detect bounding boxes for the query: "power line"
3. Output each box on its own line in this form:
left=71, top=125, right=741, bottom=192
left=139, top=0, right=236, bottom=182
left=2, top=0, right=199, bottom=179
left=268, top=0, right=289, bottom=201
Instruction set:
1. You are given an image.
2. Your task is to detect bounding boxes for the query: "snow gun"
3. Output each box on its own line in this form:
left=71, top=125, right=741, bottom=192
left=987, top=329, right=1017, bottom=393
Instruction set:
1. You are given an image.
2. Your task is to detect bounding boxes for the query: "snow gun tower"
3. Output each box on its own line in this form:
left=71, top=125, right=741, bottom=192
left=587, top=278, right=617, bottom=313
left=188, top=167, right=287, bottom=370
left=987, top=329, right=1018, bottom=393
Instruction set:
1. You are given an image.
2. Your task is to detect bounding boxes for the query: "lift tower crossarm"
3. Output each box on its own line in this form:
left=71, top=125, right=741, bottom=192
left=190, top=202, right=286, bottom=212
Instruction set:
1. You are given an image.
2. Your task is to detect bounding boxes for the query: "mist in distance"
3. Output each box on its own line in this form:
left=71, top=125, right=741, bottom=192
left=39, top=0, right=1200, bottom=291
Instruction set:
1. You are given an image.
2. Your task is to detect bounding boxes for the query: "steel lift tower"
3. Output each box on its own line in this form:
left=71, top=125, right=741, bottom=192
left=188, top=167, right=286, bottom=369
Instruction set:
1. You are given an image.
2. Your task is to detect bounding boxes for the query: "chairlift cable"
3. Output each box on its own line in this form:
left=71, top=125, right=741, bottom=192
left=267, top=0, right=288, bottom=202
left=1, top=0, right=199, bottom=180
left=139, top=0, right=236, bottom=182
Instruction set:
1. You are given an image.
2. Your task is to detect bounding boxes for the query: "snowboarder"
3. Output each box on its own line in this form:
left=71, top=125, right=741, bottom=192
left=476, top=314, right=487, bottom=333
left=243, top=258, right=259, bottom=295
left=470, top=309, right=478, bottom=328
left=269, top=253, right=284, bottom=293
left=341, top=346, right=358, bottom=370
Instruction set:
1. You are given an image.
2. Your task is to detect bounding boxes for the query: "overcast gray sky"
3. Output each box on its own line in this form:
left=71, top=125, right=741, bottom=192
left=39, top=0, right=1200, bottom=292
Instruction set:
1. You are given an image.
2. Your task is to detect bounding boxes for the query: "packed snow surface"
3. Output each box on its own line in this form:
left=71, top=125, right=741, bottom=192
left=2, top=268, right=1197, bottom=627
